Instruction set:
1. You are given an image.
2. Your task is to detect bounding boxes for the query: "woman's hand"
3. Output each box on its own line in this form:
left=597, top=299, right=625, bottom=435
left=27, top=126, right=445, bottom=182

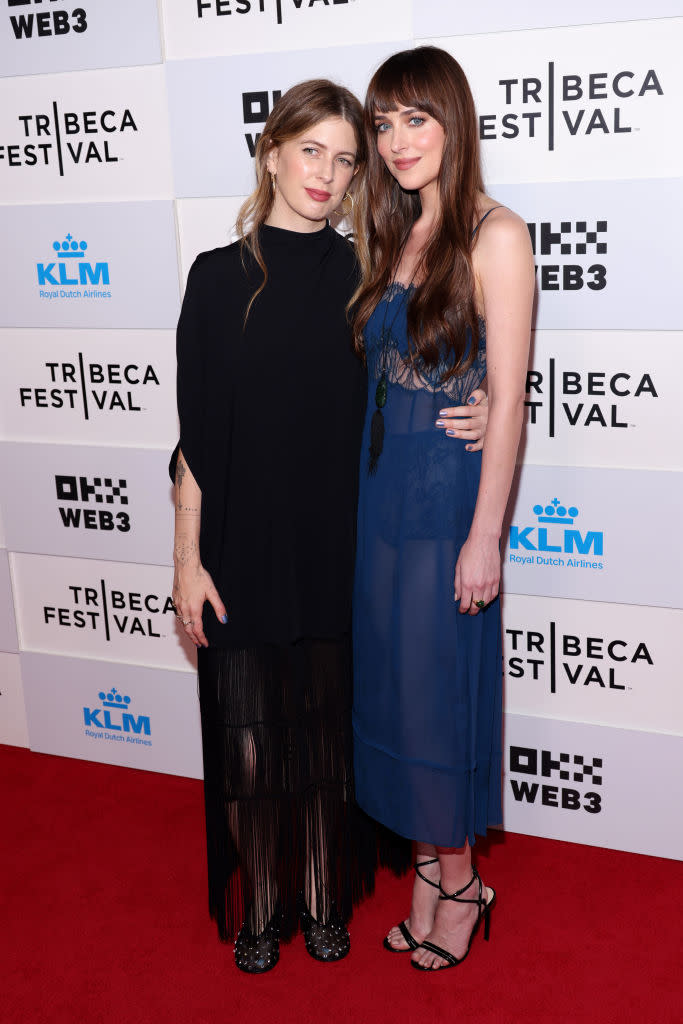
left=454, top=533, right=500, bottom=615
left=172, top=561, right=227, bottom=648
left=435, top=388, right=489, bottom=451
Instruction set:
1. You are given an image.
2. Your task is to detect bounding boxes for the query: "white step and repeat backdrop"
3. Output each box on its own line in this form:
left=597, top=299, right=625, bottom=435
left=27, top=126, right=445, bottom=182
left=1, top=1, right=682, bottom=860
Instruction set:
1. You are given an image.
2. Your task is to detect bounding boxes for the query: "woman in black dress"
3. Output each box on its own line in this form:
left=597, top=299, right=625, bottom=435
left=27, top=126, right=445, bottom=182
left=170, top=79, right=488, bottom=974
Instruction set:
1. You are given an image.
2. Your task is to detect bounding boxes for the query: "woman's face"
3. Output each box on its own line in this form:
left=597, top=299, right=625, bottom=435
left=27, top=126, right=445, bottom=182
left=373, top=104, right=445, bottom=193
left=266, top=116, right=358, bottom=232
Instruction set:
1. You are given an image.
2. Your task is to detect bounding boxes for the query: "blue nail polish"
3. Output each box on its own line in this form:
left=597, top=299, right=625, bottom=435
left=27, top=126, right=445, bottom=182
left=466, top=445, right=473, bottom=451
left=446, top=429, right=455, bottom=436
left=221, top=614, right=228, bottom=624
left=467, top=396, right=476, bottom=405
left=435, top=420, right=444, bottom=426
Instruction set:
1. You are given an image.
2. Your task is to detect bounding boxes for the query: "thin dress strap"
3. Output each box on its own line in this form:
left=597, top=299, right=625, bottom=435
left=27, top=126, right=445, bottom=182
left=471, top=206, right=504, bottom=238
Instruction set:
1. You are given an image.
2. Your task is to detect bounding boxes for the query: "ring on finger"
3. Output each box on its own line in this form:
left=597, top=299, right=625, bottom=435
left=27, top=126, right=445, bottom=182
left=474, top=599, right=486, bottom=609
left=182, top=618, right=193, bottom=626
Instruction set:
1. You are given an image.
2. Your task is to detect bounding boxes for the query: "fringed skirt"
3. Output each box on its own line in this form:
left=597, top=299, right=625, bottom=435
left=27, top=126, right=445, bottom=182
left=197, top=635, right=408, bottom=942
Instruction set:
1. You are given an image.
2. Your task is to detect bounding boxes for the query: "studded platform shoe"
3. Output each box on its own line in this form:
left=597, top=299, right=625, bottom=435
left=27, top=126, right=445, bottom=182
left=298, top=894, right=350, bottom=962
left=234, top=908, right=281, bottom=974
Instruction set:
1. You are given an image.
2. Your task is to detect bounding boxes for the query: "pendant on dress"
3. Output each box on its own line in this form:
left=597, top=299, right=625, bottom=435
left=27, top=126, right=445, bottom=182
left=375, top=373, right=387, bottom=409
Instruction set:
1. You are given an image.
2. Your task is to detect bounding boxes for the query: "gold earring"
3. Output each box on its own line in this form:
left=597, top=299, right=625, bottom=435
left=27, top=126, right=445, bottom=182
left=336, top=191, right=354, bottom=218
left=270, top=172, right=276, bottom=195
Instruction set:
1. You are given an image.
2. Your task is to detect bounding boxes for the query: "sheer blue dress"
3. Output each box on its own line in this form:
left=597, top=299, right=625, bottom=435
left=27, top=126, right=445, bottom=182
left=352, top=282, right=503, bottom=849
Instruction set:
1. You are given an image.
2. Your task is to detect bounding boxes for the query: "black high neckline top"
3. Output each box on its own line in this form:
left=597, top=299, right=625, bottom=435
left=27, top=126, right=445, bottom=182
left=171, top=225, right=366, bottom=648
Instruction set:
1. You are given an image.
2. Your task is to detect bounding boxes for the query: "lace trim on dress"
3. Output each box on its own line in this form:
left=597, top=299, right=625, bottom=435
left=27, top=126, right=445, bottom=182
left=366, top=282, right=488, bottom=407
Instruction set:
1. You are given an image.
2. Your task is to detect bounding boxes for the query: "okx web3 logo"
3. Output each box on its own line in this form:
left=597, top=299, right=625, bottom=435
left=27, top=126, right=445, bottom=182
left=55, top=474, right=130, bottom=533
left=508, top=497, right=604, bottom=571
left=83, top=687, right=152, bottom=747
left=509, top=744, right=603, bottom=815
left=36, top=233, right=111, bottom=301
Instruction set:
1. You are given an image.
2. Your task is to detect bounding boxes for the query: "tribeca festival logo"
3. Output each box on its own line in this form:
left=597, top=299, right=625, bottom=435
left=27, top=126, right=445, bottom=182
left=19, top=353, right=160, bottom=418
left=36, top=233, right=111, bottom=301
left=83, top=687, right=152, bottom=747
left=509, top=744, right=603, bottom=814
left=509, top=497, right=604, bottom=571
left=7, top=1, right=88, bottom=40
left=43, top=580, right=176, bottom=639
left=527, top=218, right=607, bottom=294
left=526, top=358, right=658, bottom=436
left=55, top=474, right=130, bottom=533
left=196, top=0, right=350, bottom=31
left=506, top=621, right=653, bottom=695
left=480, top=64, right=664, bottom=149
left=0, top=101, right=137, bottom=172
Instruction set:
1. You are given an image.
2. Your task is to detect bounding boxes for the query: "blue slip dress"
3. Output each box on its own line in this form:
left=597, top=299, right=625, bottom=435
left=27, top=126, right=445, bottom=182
left=352, top=215, right=503, bottom=848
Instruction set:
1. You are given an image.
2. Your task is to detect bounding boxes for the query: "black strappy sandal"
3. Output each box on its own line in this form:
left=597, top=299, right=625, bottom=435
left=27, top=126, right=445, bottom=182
left=382, top=858, right=441, bottom=953
left=411, top=865, right=496, bottom=972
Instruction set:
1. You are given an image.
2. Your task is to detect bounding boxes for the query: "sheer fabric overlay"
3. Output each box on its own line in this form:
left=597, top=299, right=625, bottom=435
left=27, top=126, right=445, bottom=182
left=353, top=285, right=503, bottom=849
left=198, top=638, right=409, bottom=941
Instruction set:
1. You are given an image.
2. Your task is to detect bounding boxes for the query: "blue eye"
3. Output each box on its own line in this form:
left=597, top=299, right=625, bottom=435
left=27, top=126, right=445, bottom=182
left=409, top=116, right=425, bottom=126
left=375, top=122, right=390, bottom=133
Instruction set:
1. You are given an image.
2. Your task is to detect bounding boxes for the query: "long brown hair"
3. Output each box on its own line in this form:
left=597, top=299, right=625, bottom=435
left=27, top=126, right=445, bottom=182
left=236, top=79, right=366, bottom=323
left=352, top=47, right=484, bottom=379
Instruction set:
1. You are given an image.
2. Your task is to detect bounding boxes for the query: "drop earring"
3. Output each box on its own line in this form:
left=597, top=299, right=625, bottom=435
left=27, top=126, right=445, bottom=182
left=270, top=172, right=276, bottom=195
left=336, top=191, right=354, bottom=218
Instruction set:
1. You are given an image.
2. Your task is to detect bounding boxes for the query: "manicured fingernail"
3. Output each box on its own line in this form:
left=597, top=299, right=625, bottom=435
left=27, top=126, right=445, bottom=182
left=221, top=614, right=228, bottom=624
left=467, top=396, right=476, bottom=405
left=466, top=444, right=473, bottom=451
left=435, top=420, right=444, bottom=427
left=446, top=429, right=455, bottom=436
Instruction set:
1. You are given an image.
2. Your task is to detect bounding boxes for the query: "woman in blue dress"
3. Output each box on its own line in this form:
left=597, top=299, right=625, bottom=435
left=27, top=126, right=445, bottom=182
left=352, top=47, right=535, bottom=972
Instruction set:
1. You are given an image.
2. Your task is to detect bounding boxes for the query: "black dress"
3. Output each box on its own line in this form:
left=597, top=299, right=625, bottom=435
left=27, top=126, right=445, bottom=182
left=170, top=223, right=405, bottom=940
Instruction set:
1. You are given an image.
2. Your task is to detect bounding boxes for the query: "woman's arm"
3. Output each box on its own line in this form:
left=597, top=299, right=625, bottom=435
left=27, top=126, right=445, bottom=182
left=454, top=211, right=534, bottom=614
left=172, top=448, right=227, bottom=647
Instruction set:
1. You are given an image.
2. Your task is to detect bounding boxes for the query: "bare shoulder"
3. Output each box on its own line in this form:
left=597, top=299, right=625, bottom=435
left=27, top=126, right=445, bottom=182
left=475, top=205, right=531, bottom=254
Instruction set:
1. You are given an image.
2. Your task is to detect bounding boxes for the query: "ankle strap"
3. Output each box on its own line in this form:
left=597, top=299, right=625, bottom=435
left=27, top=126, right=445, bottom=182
left=414, top=858, right=440, bottom=890
left=438, top=866, right=484, bottom=905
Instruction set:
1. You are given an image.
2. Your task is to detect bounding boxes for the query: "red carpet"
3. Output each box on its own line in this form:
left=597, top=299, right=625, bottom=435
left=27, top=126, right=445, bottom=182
left=3, top=743, right=681, bottom=1024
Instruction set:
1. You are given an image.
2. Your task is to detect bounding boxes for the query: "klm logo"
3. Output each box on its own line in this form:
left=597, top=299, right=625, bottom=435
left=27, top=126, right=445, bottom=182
left=83, top=688, right=152, bottom=746
left=509, top=498, right=604, bottom=570
left=37, top=234, right=109, bottom=287
left=511, top=499, right=602, bottom=555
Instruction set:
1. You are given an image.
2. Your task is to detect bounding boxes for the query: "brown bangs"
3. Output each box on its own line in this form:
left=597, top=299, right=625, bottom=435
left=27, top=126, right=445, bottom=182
left=353, top=47, right=485, bottom=381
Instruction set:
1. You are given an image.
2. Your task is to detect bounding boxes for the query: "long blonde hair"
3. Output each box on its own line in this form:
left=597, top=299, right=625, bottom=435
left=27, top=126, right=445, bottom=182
left=236, top=79, right=366, bottom=324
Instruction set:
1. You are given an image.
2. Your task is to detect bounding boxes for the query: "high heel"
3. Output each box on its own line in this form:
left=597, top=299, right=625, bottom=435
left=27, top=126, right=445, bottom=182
left=234, top=906, right=282, bottom=974
left=383, top=858, right=441, bottom=953
left=298, top=894, right=350, bottom=962
left=411, top=866, right=496, bottom=972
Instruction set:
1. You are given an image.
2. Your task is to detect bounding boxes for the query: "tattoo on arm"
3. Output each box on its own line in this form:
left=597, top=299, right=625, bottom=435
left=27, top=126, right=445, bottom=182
left=175, top=454, right=200, bottom=513
left=174, top=537, right=199, bottom=567
left=176, top=455, right=186, bottom=491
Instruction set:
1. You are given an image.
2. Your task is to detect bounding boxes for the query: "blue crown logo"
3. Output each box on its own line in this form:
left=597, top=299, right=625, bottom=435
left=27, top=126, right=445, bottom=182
left=98, top=687, right=131, bottom=709
left=52, top=234, right=88, bottom=258
left=532, top=498, right=579, bottom=525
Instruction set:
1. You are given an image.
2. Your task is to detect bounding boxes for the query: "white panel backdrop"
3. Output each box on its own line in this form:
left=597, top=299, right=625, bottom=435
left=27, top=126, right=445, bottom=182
left=1, top=2, right=681, bottom=860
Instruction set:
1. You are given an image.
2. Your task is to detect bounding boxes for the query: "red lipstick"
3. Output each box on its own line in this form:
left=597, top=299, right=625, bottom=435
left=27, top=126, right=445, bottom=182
left=305, top=188, right=332, bottom=202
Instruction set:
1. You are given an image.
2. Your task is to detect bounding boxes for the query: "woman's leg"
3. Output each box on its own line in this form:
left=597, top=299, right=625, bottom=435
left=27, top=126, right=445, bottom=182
left=411, top=840, right=491, bottom=969
left=384, top=841, right=441, bottom=950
